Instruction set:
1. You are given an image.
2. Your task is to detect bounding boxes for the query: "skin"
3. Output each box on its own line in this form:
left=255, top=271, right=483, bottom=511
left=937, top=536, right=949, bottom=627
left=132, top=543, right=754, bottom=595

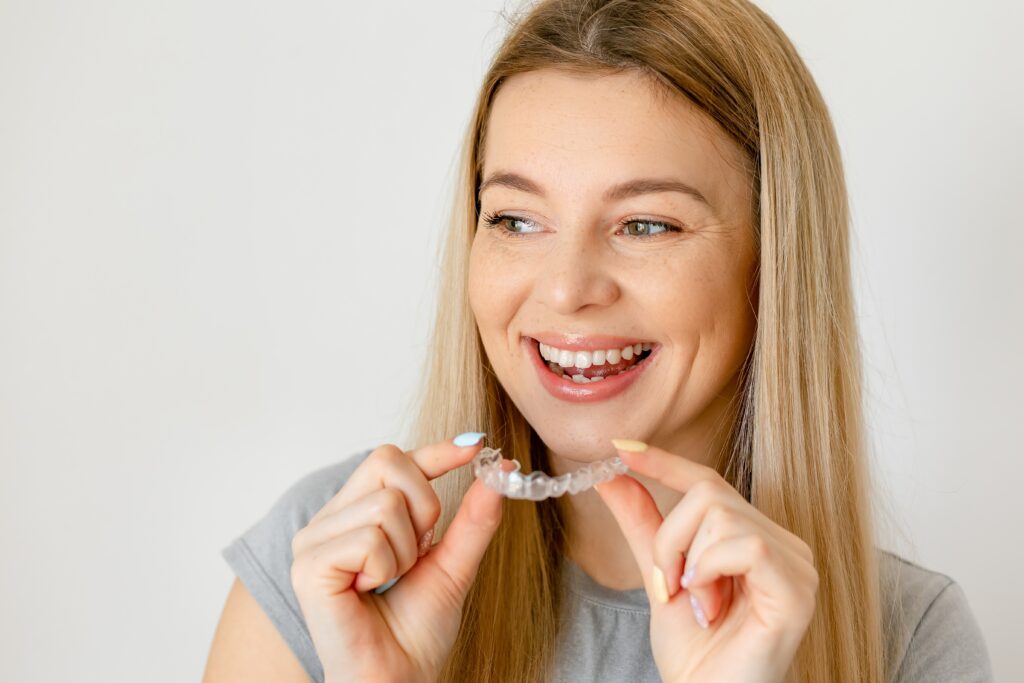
left=278, top=67, right=815, bottom=683
left=468, top=68, right=818, bottom=682
left=468, top=66, right=758, bottom=589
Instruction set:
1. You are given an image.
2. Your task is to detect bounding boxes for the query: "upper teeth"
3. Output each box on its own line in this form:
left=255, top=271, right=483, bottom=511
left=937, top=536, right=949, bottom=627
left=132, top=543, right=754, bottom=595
left=538, top=341, right=652, bottom=368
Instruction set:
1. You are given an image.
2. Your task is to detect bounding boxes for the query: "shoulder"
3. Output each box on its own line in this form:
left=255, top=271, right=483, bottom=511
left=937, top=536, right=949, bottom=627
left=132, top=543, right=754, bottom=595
left=265, top=449, right=375, bottom=528
left=232, top=449, right=374, bottom=551
left=877, top=548, right=993, bottom=682
left=219, top=447, right=374, bottom=683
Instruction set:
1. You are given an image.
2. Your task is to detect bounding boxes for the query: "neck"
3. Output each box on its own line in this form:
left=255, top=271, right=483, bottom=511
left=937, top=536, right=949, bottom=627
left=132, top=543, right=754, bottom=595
left=547, top=384, right=740, bottom=591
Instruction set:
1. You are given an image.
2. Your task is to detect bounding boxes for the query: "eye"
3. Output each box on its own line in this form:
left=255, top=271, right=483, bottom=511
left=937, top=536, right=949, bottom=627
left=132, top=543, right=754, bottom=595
left=480, top=211, right=542, bottom=238
left=618, top=218, right=683, bottom=238
left=479, top=212, right=684, bottom=240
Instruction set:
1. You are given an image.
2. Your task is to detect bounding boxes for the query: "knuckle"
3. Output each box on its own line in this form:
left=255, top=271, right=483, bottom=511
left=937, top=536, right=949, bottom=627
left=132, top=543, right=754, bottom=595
left=802, top=579, right=820, bottom=618
left=704, top=503, right=730, bottom=537
left=806, top=562, right=820, bottom=590
left=290, top=527, right=307, bottom=555
left=688, top=479, right=713, bottom=497
left=377, top=487, right=408, bottom=517
left=689, top=479, right=719, bottom=504
left=366, top=525, right=390, bottom=554
left=371, top=443, right=405, bottom=468
left=749, top=535, right=772, bottom=560
left=423, top=490, right=442, bottom=523
left=706, top=502, right=728, bottom=524
left=290, top=555, right=312, bottom=588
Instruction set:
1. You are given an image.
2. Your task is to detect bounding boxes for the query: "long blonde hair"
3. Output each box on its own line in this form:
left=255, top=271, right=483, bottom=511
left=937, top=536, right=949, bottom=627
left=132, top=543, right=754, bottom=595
left=402, top=0, right=890, bottom=680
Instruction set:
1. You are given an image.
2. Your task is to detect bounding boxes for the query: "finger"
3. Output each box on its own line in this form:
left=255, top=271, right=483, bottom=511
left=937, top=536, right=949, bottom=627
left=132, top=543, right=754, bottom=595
left=681, top=558, right=725, bottom=629
left=675, top=495, right=785, bottom=622
left=405, top=432, right=488, bottom=480
left=683, top=534, right=815, bottom=628
left=690, top=574, right=731, bottom=625
left=610, top=438, right=734, bottom=613
left=654, top=480, right=752, bottom=598
left=593, top=474, right=662, bottom=596
left=312, top=443, right=443, bottom=540
left=420, top=475, right=503, bottom=598
left=293, top=487, right=418, bottom=576
left=291, top=525, right=398, bottom=598
left=611, top=439, right=727, bottom=494
left=314, top=435, right=487, bottom=532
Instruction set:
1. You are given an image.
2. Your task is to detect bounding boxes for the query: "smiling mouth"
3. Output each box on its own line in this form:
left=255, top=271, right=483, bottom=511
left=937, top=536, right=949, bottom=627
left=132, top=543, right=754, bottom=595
left=529, top=338, right=655, bottom=384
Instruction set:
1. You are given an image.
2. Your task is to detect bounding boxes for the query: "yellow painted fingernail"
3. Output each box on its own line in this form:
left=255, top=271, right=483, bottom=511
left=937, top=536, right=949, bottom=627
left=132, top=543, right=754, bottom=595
left=651, top=565, right=669, bottom=604
left=611, top=438, right=648, bottom=452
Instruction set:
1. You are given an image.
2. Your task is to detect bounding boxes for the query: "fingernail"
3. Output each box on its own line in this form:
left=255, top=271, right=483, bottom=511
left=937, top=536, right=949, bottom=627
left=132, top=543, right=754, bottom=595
left=651, top=565, right=670, bottom=604
left=453, top=432, right=486, bottom=447
left=611, top=438, right=647, bottom=452
left=417, top=528, right=434, bottom=557
left=690, top=593, right=709, bottom=628
left=682, top=564, right=696, bottom=589
left=373, top=576, right=400, bottom=595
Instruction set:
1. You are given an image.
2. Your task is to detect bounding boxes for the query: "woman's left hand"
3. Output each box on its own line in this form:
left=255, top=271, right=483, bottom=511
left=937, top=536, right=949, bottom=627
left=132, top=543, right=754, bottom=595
left=594, top=441, right=819, bottom=683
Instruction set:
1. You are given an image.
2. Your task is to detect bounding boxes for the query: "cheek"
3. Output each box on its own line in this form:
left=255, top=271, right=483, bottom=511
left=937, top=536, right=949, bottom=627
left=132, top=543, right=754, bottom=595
left=689, top=256, right=757, bottom=372
left=467, top=239, right=487, bottom=319
left=646, top=249, right=756, bottom=354
left=467, top=237, right=527, bottom=342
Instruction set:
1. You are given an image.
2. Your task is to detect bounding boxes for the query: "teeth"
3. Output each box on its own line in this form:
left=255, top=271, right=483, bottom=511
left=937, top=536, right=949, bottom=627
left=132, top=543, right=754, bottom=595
left=535, top=338, right=654, bottom=371
left=571, top=374, right=588, bottom=383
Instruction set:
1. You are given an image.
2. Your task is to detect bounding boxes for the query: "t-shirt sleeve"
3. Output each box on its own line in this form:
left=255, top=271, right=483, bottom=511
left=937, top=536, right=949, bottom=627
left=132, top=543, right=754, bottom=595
left=220, top=449, right=372, bottom=683
left=894, top=578, right=994, bottom=682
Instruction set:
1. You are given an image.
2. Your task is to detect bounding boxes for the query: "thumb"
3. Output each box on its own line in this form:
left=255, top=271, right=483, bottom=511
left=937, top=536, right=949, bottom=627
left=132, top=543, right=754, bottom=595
left=594, top=474, right=662, bottom=584
left=422, top=476, right=503, bottom=597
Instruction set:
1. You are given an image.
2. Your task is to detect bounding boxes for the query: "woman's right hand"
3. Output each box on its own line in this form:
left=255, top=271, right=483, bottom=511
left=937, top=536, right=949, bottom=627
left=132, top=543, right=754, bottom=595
left=290, top=436, right=503, bottom=683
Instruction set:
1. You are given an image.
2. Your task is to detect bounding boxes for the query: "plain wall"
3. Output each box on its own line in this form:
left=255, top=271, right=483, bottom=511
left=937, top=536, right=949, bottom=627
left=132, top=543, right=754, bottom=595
left=1, top=0, right=1020, bottom=680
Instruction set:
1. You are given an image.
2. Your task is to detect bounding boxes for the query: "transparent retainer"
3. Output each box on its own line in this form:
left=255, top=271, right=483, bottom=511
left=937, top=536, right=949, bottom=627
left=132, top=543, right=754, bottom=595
left=472, top=446, right=628, bottom=501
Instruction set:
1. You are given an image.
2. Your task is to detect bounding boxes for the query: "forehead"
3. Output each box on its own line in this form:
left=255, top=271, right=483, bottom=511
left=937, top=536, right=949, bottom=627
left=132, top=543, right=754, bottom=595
left=481, top=68, right=750, bottom=215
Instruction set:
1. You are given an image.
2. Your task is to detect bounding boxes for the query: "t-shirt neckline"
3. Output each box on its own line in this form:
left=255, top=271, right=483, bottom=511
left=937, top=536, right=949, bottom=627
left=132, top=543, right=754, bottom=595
left=562, top=555, right=651, bottom=613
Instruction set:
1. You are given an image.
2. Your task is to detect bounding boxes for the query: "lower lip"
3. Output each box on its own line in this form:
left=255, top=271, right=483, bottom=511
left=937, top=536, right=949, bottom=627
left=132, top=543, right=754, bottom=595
left=525, top=337, right=657, bottom=403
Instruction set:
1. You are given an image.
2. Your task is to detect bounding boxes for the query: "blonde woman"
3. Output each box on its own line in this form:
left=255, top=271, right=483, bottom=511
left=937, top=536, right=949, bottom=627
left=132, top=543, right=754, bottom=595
left=204, top=1, right=993, bottom=681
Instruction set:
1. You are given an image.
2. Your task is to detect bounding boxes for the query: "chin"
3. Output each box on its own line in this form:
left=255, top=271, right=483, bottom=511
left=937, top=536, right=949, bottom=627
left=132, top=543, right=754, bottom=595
left=528, top=421, right=625, bottom=464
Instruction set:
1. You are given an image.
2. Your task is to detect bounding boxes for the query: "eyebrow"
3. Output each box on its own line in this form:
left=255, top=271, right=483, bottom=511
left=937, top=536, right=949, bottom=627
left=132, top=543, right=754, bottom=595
left=477, top=170, right=711, bottom=207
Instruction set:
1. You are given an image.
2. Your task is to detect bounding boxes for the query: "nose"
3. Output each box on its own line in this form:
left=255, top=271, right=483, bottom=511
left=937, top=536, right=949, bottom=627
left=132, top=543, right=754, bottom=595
left=533, top=231, right=621, bottom=315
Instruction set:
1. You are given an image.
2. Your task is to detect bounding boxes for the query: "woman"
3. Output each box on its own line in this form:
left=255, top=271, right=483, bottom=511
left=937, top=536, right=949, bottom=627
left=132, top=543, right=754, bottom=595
left=204, top=1, right=993, bottom=681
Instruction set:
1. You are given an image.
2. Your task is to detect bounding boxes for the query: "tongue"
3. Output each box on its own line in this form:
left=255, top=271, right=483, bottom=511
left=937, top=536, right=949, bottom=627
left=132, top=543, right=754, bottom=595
left=574, top=355, right=639, bottom=379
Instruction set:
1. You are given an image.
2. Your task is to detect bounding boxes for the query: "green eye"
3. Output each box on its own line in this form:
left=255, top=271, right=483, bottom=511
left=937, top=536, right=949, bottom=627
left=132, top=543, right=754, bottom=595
left=623, top=220, right=676, bottom=237
left=505, top=216, right=539, bottom=234
left=481, top=211, right=542, bottom=237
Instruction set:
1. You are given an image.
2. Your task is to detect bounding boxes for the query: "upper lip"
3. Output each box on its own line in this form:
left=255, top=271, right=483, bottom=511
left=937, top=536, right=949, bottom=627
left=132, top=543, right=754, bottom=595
left=525, top=332, right=656, bottom=351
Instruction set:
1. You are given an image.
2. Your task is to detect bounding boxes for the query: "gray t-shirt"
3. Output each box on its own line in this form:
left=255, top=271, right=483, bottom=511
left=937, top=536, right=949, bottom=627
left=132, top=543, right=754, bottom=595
left=220, top=449, right=994, bottom=682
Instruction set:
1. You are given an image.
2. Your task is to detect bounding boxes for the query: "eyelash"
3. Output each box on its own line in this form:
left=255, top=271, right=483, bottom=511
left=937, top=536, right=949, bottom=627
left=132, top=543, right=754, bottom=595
left=480, top=211, right=684, bottom=240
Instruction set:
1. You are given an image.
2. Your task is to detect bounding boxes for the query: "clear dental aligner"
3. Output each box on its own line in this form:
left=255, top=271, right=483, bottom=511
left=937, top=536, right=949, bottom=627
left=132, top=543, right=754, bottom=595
left=472, top=446, right=628, bottom=501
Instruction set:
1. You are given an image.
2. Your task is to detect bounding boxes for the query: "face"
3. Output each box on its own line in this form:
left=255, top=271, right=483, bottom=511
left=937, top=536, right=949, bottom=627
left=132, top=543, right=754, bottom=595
left=469, top=67, right=758, bottom=466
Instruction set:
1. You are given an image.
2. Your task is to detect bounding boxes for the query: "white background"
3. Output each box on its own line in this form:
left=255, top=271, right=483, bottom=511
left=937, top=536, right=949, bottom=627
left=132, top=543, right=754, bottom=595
left=1, top=1, right=1020, bottom=680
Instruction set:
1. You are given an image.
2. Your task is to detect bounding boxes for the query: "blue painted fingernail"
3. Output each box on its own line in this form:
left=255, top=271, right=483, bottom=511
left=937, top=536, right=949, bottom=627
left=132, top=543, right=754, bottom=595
left=374, top=576, right=400, bottom=594
left=453, top=432, right=486, bottom=447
